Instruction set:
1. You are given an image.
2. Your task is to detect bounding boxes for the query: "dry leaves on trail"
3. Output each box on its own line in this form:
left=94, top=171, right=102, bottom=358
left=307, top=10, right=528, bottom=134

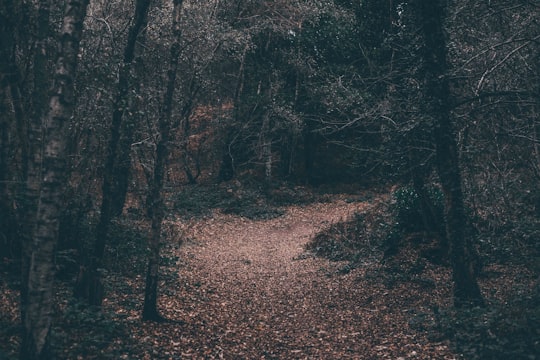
left=123, top=197, right=459, bottom=359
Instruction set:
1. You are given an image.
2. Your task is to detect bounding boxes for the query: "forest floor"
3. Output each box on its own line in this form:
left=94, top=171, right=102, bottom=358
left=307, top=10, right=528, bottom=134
left=145, top=195, right=459, bottom=359
left=1, top=189, right=538, bottom=359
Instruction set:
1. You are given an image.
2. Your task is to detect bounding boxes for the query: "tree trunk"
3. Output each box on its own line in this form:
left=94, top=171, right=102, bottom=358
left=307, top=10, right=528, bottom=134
left=179, top=79, right=199, bottom=185
left=303, top=120, right=315, bottom=184
left=143, top=0, right=184, bottom=321
left=21, top=1, right=89, bottom=359
left=219, top=45, right=248, bottom=182
left=17, top=0, right=50, bottom=327
left=414, top=0, right=484, bottom=307
left=74, top=0, right=151, bottom=306
left=261, top=111, right=272, bottom=187
left=110, top=1, right=151, bottom=217
left=0, top=0, right=19, bottom=260
left=0, top=86, right=14, bottom=260
left=533, top=60, right=540, bottom=217
left=407, top=140, right=446, bottom=245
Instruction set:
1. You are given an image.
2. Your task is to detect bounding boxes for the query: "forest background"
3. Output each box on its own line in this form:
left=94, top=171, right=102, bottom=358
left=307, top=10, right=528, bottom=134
left=0, top=0, right=539, bottom=359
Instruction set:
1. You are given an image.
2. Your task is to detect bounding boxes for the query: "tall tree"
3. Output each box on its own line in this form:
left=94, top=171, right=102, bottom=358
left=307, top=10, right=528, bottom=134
left=74, top=0, right=152, bottom=306
left=0, top=0, right=20, bottom=260
left=414, top=0, right=484, bottom=307
left=20, top=0, right=90, bottom=358
left=143, top=0, right=184, bottom=321
left=108, top=0, right=152, bottom=217
left=20, top=0, right=52, bottom=325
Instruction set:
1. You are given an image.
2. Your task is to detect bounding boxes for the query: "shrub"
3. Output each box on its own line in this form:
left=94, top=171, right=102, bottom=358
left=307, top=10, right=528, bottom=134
left=391, top=185, right=445, bottom=235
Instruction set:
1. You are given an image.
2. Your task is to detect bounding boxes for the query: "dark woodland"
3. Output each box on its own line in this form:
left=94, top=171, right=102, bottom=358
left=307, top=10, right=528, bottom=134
left=0, top=0, right=539, bottom=359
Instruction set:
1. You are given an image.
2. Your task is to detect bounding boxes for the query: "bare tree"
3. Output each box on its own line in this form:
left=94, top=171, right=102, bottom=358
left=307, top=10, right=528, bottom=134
left=74, top=0, right=152, bottom=306
left=0, top=0, right=21, bottom=260
left=143, top=0, right=184, bottom=321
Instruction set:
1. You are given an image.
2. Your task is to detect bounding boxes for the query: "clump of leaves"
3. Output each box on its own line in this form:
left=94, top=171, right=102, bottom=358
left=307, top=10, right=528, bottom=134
left=269, top=184, right=319, bottom=206
left=172, top=184, right=229, bottom=218
left=306, top=186, right=450, bottom=269
left=381, top=185, right=450, bottom=263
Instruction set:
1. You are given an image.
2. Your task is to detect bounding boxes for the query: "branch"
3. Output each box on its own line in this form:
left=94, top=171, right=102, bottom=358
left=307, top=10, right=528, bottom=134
left=474, top=34, right=540, bottom=95
left=453, top=90, right=535, bottom=108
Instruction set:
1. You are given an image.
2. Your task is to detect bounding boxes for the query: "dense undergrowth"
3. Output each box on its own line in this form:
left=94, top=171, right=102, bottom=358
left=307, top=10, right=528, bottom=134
left=170, top=181, right=323, bottom=220
left=307, top=184, right=540, bottom=359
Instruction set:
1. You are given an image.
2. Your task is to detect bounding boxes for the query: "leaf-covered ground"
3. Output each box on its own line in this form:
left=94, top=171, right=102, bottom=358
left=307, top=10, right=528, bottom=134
left=0, top=192, right=538, bottom=359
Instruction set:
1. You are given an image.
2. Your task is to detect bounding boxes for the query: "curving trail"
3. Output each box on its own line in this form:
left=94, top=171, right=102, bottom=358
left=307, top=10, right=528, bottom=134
left=144, top=197, right=458, bottom=359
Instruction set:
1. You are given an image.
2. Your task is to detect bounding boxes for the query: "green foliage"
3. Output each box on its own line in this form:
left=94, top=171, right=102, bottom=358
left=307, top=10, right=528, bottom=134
left=306, top=186, right=450, bottom=268
left=391, top=185, right=445, bottom=235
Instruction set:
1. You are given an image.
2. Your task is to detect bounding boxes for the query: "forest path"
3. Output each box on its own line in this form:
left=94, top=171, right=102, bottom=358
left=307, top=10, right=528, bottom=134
left=156, top=195, right=457, bottom=359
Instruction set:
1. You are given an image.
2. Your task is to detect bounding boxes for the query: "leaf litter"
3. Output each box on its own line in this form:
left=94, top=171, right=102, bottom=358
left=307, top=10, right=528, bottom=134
left=0, top=192, right=537, bottom=359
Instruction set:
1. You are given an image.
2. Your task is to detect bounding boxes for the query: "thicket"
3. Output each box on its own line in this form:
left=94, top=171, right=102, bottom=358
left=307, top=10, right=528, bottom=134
left=2, top=1, right=537, bottom=257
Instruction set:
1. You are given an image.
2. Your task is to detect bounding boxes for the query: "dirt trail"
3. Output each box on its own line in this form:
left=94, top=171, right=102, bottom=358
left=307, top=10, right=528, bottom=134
left=166, top=198, right=457, bottom=359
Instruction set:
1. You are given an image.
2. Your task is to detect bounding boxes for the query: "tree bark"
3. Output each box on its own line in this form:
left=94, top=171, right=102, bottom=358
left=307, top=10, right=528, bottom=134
left=261, top=111, right=273, bottom=187
left=74, top=0, right=151, bottom=306
left=109, top=0, right=151, bottom=217
left=20, top=0, right=51, bottom=325
left=2, top=0, right=52, bottom=328
left=219, top=44, right=248, bottom=182
left=0, top=0, right=19, bottom=260
left=143, top=0, right=184, bottom=321
left=414, top=0, right=484, bottom=307
left=21, top=1, right=89, bottom=359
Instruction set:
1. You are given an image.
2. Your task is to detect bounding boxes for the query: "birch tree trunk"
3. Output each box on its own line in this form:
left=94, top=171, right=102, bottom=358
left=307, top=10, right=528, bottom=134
left=20, top=0, right=51, bottom=325
left=21, top=1, right=89, bottom=359
left=142, top=0, right=184, bottom=321
left=414, top=0, right=484, bottom=307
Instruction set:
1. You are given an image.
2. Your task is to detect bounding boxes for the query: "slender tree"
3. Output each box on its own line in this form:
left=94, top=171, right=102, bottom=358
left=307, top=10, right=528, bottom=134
left=414, top=0, right=484, bottom=307
left=74, top=0, right=152, bottom=306
left=108, top=0, right=152, bottom=217
left=143, top=0, right=184, bottom=321
left=21, top=1, right=90, bottom=358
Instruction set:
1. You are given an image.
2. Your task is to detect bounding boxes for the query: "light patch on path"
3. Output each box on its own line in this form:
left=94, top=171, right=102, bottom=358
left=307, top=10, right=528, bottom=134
left=167, top=197, right=456, bottom=359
